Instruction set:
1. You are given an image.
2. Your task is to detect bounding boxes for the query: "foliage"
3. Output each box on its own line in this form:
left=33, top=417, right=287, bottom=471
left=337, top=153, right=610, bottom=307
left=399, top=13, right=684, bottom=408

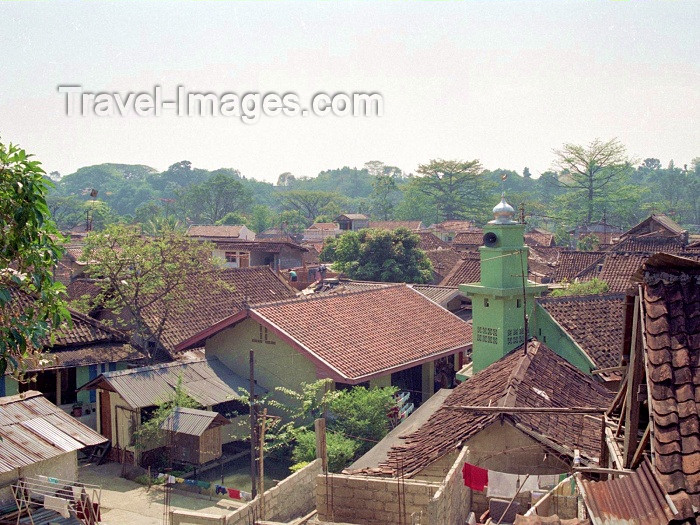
left=0, top=140, right=70, bottom=377
left=576, top=234, right=600, bottom=251
left=178, top=172, right=252, bottom=223
left=133, top=375, right=200, bottom=450
left=277, top=210, right=309, bottom=234
left=414, top=159, right=493, bottom=221
left=291, top=429, right=360, bottom=473
left=81, top=224, right=223, bottom=361
left=329, top=386, right=397, bottom=455
left=552, top=138, right=634, bottom=224
left=321, top=228, right=433, bottom=283
left=281, top=190, right=346, bottom=221
left=550, top=278, right=610, bottom=297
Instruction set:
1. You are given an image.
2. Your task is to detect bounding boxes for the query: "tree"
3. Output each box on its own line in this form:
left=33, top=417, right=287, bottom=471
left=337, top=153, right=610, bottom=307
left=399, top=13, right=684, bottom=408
left=281, top=190, right=343, bottom=221
left=321, top=228, right=433, bottom=283
left=552, top=138, right=633, bottom=224
left=179, top=172, right=251, bottom=223
left=366, top=161, right=399, bottom=220
left=81, top=224, right=223, bottom=361
left=414, top=159, right=491, bottom=221
left=550, top=278, right=609, bottom=297
left=276, top=172, right=296, bottom=188
left=277, top=210, right=309, bottom=234
left=0, top=140, right=70, bottom=376
left=523, top=167, right=532, bottom=179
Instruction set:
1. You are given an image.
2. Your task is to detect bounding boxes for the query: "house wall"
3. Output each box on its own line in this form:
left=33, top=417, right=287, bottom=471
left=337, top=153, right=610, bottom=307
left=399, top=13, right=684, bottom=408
left=414, top=450, right=460, bottom=483
left=206, top=318, right=319, bottom=416
left=277, top=246, right=303, bottom=269
left=425, top=447, right=471, bottom=525
left=316, top=472, right=441, bottom=525
left=462, top=421, right=570, bottom=475
left=0, top=452, right=78, bottom=506
left=532, top=304, right=595, bottom=375
left=98, top=389, right=140, bottom=461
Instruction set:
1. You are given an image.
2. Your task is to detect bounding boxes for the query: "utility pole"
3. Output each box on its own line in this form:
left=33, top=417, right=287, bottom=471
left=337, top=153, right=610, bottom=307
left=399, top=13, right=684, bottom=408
left=259, top=408, right=268, bottom=516
left=249, top=350, right=257, bottom=499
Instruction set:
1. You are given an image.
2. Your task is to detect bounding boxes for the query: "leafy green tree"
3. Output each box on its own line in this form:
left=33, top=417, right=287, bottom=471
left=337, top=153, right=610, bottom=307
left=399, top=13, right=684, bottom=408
left=368, top=161, right=399, bottom=220
left=291, top=429, right=360, bottom=473
left=277, top=210, right=310, bottom=234
left=576, top=234, right=600, bottom=251
left=217, top=211, right=248, bottom=226
left=322, top=228, right=433, bottom=283
left=551, top=278, right=610, bottom=297
left=81, top=224, right=222, bottom=361
left=179, top=172, right=251, bottom=223
left=415, top=159, right=492, bottom=221
left=0, top=140, right=70, bottom=376
left=249, top=205, right=274, bottom=233
left=281, top=190, right=344, bottom=221
left=552, top=138, right=634, bottom=224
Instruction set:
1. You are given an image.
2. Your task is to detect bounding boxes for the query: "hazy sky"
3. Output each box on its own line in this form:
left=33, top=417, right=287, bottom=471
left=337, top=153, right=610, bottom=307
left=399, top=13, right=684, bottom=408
left=1, top=0, right=697, bottom=182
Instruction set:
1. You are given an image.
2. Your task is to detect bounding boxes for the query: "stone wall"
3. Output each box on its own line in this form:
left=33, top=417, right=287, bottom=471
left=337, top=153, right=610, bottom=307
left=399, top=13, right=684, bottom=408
left=424, top=447, right=471, bottom=525
left=315, top=473, right=441, bottom=525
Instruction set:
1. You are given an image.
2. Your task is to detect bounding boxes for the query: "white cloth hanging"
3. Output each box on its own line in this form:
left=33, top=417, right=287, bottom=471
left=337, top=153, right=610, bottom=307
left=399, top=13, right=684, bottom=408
left=44, top=495, right=70, bottom=518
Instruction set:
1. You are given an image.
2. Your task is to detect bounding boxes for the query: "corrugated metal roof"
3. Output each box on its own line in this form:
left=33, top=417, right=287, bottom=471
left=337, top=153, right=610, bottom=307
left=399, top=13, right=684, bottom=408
left=410, top=285, right=461, bottom=306
left=80, top=357, right=257, bottom=409
left=576, top=459, right=677, bottom=525
left=161, top=407, right=229, bottom=436
left=0, top=391, right=108, bottom=474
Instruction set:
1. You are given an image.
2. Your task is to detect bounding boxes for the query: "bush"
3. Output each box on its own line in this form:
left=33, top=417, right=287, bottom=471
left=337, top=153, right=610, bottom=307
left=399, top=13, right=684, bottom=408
left=291, top=429, right=360, bottom=473
left=550, top=278, right=610, bottom=297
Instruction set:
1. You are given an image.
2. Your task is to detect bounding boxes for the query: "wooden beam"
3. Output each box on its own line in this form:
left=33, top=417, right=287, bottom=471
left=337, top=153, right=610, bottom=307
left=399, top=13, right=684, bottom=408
left=630, top=423, right=651, bottom=469
left=444, top=406, right=606, bottom=414
left=591, top=366, right=626, bottom=376
left=605, top=426, right=624, bottom=469
left=573, top=466, right=633, bottom=475
left=623, top=297, right=644, bottom=468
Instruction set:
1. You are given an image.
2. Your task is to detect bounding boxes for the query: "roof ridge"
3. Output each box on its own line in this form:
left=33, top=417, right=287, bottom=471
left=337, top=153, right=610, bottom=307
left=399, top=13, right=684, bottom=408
left=252, top=283, right=406, bottom=309
left=500, top=342, right=537, bottom=406
left=102, top=356, right=210, bottom=377
left=538, top=292, right=625, bottom=305
left=0, top=390, right=43, bottom=406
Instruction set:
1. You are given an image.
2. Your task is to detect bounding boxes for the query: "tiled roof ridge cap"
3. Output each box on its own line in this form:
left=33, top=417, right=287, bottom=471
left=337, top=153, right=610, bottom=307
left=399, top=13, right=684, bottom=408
left=643, top=271, right=700, bottom=286
left=252, top=283, right=407, bottom=309
left=500, top=342, right=537, bottom=407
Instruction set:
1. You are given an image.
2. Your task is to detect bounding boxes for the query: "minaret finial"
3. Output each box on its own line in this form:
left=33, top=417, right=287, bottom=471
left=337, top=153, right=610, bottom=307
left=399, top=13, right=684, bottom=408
left=491, top=193, right=516, bottom=224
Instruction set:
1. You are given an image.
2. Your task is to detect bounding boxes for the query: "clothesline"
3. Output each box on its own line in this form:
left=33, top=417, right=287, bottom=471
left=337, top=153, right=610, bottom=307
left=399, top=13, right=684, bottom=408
left=156, top=473, right=253, bottom=502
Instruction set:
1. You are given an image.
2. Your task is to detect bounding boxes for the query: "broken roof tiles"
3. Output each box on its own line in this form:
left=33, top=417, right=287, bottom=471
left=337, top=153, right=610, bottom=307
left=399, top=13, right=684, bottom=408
left=537, top=293, right=625, bottom=377
left=378, top=341, right=613, bottom=477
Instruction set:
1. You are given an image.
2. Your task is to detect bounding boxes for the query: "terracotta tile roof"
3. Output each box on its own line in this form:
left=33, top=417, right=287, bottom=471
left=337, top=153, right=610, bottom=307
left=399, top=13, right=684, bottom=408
left=66, top=278, right=102, bottom=303
left=178, top=285, right=472, bottom=383
left=416, top=232, right=450, bottom=251
left=186, top=225, right=246, bottom=239
left=29, top=343, right=145, bottom=372
left=637, top=254, right=700, bottom=519
left=624, top=214, right=686, bottom=238
left=431, top=220, right=475, bottom=232
left=214, top=239, right=307, bottom=253
left=609, top=237, right=687, bottom=253
left=368, top=221, right=423, bottom=231
left=377, top=341, right=613, bottom=477
left=424, top=249, right=462, bottom=284
left=537, top=293, right=626, bottom=377
left=552, top=251, right=606, bottom=282
left=596, top=252, right=650, bottom=292
left=308, top=222, right=339, bottom=230
left=439, top=253, right=481, bottom=286
left=252, top=285, right=471, bottom=382
left=147, top=267, right=298, bottom=352
left=452, top=230, right=484, bottom=247
left=524, top=228, right=555, bottom=247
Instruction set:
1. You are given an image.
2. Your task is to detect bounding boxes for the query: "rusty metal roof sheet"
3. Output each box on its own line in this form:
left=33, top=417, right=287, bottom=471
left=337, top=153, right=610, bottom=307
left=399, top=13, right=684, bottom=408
left=79, top=357, right=256, bottom=409
left=0, top=391, right=108, bottom=474
left=576, top=459, right=677, bottom=525
left=161, top=407, right=229, bottom=436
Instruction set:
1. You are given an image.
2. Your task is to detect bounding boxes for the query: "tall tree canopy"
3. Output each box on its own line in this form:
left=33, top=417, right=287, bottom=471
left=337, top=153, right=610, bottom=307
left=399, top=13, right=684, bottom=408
left=414, top=159, right=491, bottom=221
left=552, top=138, right=634, bottom=224
left=0, top=140, right=69, bottom=376
left=321, top=228, right=433, bottom=283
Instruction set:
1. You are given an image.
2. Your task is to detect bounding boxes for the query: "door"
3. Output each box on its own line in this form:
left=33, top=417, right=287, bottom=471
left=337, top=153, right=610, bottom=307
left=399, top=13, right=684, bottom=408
left=99, top=391, right=112, bottom=440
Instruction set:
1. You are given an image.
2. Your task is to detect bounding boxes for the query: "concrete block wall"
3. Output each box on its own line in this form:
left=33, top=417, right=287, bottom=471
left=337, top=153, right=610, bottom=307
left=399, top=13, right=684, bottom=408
left=225, top=459, right=322, bottom=525
left=316, top=473, right=441, bottom=525
left=425, top=447, right=471, bottom=525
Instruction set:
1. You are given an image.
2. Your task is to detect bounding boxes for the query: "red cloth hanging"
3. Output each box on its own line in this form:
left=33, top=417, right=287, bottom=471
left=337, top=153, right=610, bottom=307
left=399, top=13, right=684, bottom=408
left=462, top=462, right=488, bottom=491
left=227, top=488, right=241, bottom=499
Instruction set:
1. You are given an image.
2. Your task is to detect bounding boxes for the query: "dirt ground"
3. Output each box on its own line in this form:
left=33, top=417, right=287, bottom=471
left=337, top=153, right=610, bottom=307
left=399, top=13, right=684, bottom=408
left=79, top=462, right=241, bottom=525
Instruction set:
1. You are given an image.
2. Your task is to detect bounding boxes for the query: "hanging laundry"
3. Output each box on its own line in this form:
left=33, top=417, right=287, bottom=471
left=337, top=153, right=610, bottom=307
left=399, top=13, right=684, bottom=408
left=195, top=480, right=211, bottom=489
left=175, top=477, right=185, bottom=483
left=184, top=479, right=197, bottom=486
left=215, top=484, right=227, bottom=495
left=240, top=490, right=252, bottom=502
left=462, top=462, right=489, bottom=491
left=227, top=488, right=241, bottom=499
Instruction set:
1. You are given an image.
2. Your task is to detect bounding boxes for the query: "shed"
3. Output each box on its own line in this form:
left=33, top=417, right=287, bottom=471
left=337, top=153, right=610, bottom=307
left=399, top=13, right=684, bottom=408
left=161, top=407, right=230, bottom=465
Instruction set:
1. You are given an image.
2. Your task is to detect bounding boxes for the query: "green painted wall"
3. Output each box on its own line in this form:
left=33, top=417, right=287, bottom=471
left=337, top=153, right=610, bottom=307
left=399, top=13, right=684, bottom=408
left=2, top=377, right=19, bottom=396
left=76, top=366, right=91, bottom=404
left=460, top=221, right=547, bottom=373
left=532, top=304, right=595, bottom=374
left=206, top=318, right=320, bottom=416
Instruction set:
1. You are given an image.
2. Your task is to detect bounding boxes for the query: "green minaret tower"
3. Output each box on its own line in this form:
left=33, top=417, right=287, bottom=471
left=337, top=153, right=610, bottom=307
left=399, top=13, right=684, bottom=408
left=459, top=195, right=547, bottom=373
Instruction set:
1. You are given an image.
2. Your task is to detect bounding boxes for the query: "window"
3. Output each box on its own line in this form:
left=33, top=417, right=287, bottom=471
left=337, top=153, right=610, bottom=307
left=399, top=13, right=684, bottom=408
left=516, top=299, right=521, bottom=308
left=484, top=298, right=490, bottom=308
left=252, top=325, right=276, bottom=345
left=224, top=251, right=250, bottom=268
